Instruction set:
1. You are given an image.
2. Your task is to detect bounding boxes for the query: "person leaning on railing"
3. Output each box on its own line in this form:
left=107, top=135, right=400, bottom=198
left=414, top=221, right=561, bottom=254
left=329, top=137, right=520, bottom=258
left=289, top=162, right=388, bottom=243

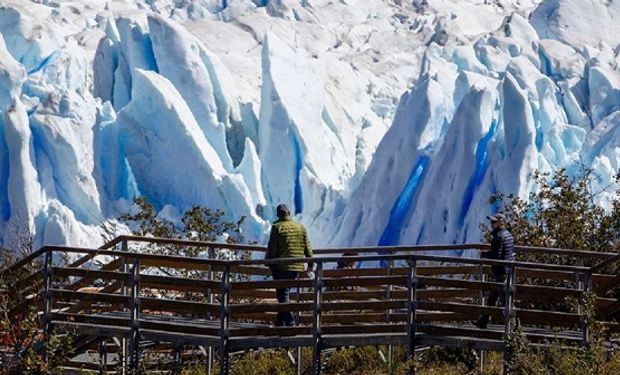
left=265, top=203, right=315, bottom=326
left=473, top=213, right=515, bottom=329
left=327, top=252, right=358, bottom=292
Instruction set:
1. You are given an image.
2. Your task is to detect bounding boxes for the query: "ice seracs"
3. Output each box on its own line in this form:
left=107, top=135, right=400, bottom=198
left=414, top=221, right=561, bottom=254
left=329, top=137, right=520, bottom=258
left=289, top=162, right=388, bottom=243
left=0, top=0, right=618, bottom=253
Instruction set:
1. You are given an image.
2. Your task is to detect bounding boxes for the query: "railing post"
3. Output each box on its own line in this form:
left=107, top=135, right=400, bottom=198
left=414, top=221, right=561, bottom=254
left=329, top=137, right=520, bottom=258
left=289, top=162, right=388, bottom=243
left=405, top=258, right=418, bottom=375
left=99, top=339, right=107, bottom=375
left=219, top=264, right=231, bottom=375
left=296, top=275, right=303, bottom=375
left=581, top=270, right=592, bottom=346
left=386, top=259, right=394, bottom=375
left=503, top=265, right=515, bottom=375
left=121, top=240, right=128, bottom=375
left=575, top=258, right=584, bottom=318
left=311, top=262, right=323, bottom=375
left=478, top=263, right=486, bottom=372
left=42, top=248, right=53, bottom=365
left=206, top=246, right=215, bottom=375
left=129, top=256, right=141, bottom=374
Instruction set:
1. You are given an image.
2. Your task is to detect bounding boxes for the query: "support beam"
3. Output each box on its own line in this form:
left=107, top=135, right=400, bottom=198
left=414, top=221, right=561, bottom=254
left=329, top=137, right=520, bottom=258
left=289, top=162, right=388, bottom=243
left=479, top=265, right=486, bottom=372
left=581, top=271, right=592, bottom=346
left=206, top=246, right=215, bottom=375
left=121, top=240, right=128, bottom=375
left=41, top=248, right=53, bottom=368
left=311, top=262, right=324, bottom=375
left=387, top=259, right=394, bottom=375
left=405, top=258, right=418, bottom=375
left=220, top=265, right=231, bottom=375
left=99, top=339, right=107, bottom=375
left=296, top=281, right=303, bottom=375
left=43, top=249, right=53, bottom=340
left=503, top=266, right=515, bottom=375
left=129, top=256, right=141, bottom=373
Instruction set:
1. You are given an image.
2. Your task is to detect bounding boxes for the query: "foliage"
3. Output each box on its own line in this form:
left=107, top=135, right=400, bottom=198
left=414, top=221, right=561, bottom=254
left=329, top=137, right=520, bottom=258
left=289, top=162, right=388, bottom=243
left=499, top=292, right=620, bottom=375
left=110, top=196, right=247, bottom=246
left=2, top=213, right=36, bottom=258
left=0, top=238, right=73, bottom=375
left=414, top=345, right=479, bottom=374
left=0, top=255, right=73, bottom=375
left=477, top=168, right=620, bottom=374
left=481, top=168, right=620, bottom=263
left=231, top=349, right=297, bottom=375
left=104, top=197, right=252, bottom=370
left=103, top=196, right=251, bottom=276
left=503, top=320, right=545, bottom=374
left=323, top=346, right=387, bottom=375
left=481, top=167, right=620, bottom=312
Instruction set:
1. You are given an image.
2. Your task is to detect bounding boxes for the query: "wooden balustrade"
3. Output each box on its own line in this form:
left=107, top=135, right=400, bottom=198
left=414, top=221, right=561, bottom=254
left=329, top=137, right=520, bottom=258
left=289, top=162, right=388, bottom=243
left=1, top=236, right=619, bottom=375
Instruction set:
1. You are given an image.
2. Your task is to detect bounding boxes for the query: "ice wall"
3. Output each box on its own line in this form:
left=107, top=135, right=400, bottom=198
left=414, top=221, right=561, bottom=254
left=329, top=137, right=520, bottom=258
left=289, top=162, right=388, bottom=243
left=331, top=6, right=620, bottom=249
left=0, top=0, right=618, bottom=252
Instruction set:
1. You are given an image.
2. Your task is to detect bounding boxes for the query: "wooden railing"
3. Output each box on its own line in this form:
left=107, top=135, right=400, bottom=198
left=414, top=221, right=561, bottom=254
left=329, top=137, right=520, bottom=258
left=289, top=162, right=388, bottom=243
left=1, top=236, right=619, bottom=375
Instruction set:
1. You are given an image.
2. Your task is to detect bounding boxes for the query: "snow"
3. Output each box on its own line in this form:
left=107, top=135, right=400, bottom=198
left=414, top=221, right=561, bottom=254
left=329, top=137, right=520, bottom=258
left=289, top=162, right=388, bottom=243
left=531, top=0, right=620, bottom=52
left=0, top=0, right=618, bottom=254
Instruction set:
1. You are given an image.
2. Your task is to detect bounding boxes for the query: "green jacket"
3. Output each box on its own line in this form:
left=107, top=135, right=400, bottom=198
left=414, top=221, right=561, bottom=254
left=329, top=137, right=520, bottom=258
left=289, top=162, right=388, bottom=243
left=266, top=217, right=313, bottom=272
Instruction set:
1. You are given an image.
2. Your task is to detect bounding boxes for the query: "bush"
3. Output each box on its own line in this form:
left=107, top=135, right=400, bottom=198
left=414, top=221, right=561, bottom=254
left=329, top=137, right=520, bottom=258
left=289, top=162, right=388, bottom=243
left=324, top=346, right=387, bottom=375
left=0, top=287, right=73, bottom=375
left=232, top=349, right=297, bottom=375
left=483, top=168, right=620, bottom=261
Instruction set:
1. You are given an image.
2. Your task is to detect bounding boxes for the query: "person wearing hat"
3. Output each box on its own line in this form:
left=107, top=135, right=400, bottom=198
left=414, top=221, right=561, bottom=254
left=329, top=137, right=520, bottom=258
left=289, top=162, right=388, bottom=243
left=473, top=213, right=515, bottom=329
left=266, top=203, right=314, bottom=326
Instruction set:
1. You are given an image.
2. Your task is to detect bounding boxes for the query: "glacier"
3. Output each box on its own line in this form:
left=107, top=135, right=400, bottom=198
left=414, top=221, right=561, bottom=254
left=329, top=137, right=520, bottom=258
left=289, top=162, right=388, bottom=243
left=0, top=0, right=618, bottom=252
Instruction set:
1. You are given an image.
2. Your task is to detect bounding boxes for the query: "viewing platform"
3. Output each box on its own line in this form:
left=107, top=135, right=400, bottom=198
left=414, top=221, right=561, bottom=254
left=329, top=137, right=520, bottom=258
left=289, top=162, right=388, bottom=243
left=2, top=235, right=620, bottom=374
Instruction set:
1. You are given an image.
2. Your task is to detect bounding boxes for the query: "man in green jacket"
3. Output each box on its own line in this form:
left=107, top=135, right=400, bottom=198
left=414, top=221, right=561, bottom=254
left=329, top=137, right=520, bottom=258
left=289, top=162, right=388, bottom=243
left=266, top=203, right=314, bottom=326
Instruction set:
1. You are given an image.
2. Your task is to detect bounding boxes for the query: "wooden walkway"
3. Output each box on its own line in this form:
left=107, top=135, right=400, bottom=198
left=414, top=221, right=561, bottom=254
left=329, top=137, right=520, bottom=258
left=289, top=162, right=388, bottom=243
left=2, top=235, right=620, bottom=374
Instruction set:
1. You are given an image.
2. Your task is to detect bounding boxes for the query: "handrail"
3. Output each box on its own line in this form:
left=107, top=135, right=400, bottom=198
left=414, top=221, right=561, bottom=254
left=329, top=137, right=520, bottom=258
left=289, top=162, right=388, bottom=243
left=513, top=245, right=615, bottom=259
left=315, top=243, right=484, bottom=254
left=27, top=245, right=592, bottom=274
left=591, top=252, right=620, bottom=273
left=3, top=235, right=617, bottom=278
left=235, top=254, right=592, bottom=273
left=0, top=246, right=48, bottom=276
left=38, top=246, right=232, bottom=266
left=84, top=236, right=620, bottom=259
left=108, top=235, right=265, bottom=251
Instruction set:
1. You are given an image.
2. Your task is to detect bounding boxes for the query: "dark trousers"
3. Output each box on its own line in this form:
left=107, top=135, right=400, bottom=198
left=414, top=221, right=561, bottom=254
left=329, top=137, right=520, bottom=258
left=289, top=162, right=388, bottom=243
left=478, top=271, right=507, bottom=326
left=271, top=269, right=299, bottom=326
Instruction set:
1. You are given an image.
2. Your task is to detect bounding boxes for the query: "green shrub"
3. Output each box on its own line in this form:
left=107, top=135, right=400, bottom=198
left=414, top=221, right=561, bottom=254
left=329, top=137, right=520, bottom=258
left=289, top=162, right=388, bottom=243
left=324, top=346, right=387, bottom=375
left=231, top=349, right=296, bottom=375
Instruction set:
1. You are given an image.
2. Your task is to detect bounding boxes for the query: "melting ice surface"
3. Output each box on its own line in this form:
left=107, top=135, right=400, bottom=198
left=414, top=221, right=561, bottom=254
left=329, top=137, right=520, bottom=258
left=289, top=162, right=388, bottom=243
left=0, top=0, right=618, bottom=255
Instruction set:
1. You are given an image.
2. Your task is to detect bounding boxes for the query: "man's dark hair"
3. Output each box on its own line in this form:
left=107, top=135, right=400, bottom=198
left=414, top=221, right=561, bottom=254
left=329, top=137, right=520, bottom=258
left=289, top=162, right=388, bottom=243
left=276, top=204, right=290, bottom=218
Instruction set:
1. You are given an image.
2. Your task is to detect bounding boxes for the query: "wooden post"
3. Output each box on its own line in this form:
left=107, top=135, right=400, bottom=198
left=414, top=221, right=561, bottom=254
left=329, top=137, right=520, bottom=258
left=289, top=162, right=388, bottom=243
left=581, top=270, right=592, bottom=346
left=405, top=258, right=418, bottom=375
left=99, top=339, right=107, bottom=375
left=121, top=240, right=128, bottom=375
left=206, top=246, right=215, bottom=375
left=311, top=262, right=323, bottom=375
left=503, top=265, right=515, bottom=375
left=296, top=280, right=302, bottom=375
left=42, top=248, right=53, bottom=365
left=479, top=264, right=486, bottom=372
left=386, top=259, right=394, bottom=375
left=219, top=264, right=231, bottom=375
left=173, top=345, right=182, bottom=375
left=129, top=256, right=141, bottom=373
left=42, top=248, right=53, bottom=339
left=575, top=258, right=584, bottom=318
